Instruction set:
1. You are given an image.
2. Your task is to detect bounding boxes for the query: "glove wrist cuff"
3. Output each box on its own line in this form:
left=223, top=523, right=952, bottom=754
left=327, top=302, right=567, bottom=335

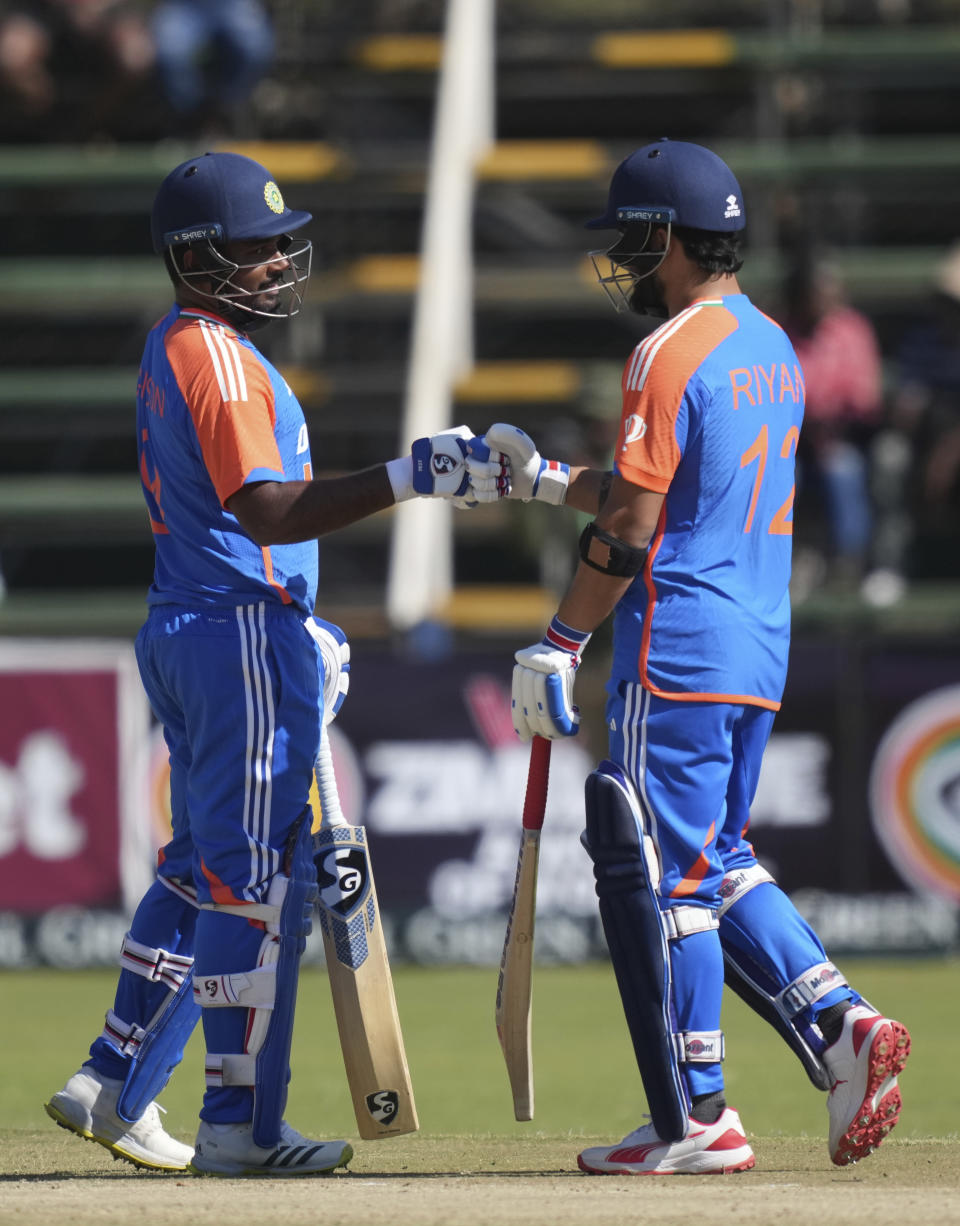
left=533, top=460, right=570, bottom=505
left=543, top=615, right=591, bottom=658
left=386, top=456, right=415, bottom=503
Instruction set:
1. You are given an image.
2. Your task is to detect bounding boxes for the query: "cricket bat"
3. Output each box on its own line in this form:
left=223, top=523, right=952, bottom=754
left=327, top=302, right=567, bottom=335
left=495, top=734, right=552, bottom=1121
left=313, top=729, right=419, bottom=1139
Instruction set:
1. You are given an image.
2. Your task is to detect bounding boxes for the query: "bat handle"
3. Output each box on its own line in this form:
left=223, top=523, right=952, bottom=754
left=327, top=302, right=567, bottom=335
left=315, top=726, right=348, bottom=828
left=521, top=736, right=551, bottom=832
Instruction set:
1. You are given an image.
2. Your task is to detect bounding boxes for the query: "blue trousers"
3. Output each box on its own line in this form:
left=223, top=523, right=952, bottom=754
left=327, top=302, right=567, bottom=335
left=90, top=601, right=325, bottom=1123
left=606, top=681, right=851, bottom=1099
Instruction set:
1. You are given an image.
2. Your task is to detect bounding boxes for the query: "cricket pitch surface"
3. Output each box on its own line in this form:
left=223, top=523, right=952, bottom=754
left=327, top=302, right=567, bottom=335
left=3, top=1133, right=959, bottom=1226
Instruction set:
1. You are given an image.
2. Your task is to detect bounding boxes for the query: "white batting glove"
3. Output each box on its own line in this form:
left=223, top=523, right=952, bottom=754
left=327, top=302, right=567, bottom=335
left=483, top=422, right=570, bottom=505
left=463, top=435, right=510, bottom=503
left=385, top=425, right=475, bottom=503
left=512, top=616, right=592, bottom=741
left=304, top=616, right=350, bottom=725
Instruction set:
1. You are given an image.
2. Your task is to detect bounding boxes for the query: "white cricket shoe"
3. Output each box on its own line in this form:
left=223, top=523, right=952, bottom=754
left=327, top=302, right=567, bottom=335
left=45, top=1066, right=193, bottom=1172
left=824, top=1004, right=911, bottom=1166
left=578, top=1108, right=755, bottom=1175
left=190, top=1119, right=353, bottom=1177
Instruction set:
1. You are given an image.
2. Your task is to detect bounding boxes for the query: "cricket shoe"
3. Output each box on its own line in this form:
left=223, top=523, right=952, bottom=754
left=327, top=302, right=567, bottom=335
left=824, top=1004, right=911, bottom=1166
left=578, top=1109, right=755, bottom=1175
left=190, top=1119, right=353, bottom=1177
left=44, top=1066, right=193, bottom=1171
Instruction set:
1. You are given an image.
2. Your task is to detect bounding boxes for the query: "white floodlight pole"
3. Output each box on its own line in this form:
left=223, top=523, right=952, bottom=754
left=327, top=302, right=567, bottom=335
left=386, top=0, right=496, bottom=631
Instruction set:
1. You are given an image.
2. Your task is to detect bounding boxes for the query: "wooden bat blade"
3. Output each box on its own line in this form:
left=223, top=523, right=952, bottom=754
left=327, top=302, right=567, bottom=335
left=315, top=823, right=419, bottom=1139
left=495, top=827, right=541, bottom=1120
left=495, top=736, right=551, bottom=1121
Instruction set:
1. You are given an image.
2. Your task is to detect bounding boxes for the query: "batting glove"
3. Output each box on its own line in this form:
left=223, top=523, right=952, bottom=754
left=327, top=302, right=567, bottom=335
left=463, top=435, right=511, bottom=503
left=305, top=616, right=350, bottom=724
left=512, top=616, right=591, bottom=740
left=482, top=422, right=569, bottom=505
left=385, top=425, right=476, bottom=504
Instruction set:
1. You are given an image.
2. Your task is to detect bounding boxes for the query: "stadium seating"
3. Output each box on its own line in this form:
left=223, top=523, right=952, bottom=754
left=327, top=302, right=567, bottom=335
left=2, top=2, right=959, bottom=634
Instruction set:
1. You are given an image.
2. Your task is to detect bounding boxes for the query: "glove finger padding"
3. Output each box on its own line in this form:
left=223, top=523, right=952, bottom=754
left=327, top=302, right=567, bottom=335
left=482, top=422, right=568, bottom=505
left=484, top=423, right=540, bottom=501
left=511, top=660, right=580, bottom=740
left=305, top=617, right=351, bottom=725
left=465, top=438, right=511, bottom=502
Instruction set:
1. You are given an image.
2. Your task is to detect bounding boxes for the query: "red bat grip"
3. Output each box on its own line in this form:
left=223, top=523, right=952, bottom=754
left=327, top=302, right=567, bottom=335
left=521, top=735, right=551, bottom=831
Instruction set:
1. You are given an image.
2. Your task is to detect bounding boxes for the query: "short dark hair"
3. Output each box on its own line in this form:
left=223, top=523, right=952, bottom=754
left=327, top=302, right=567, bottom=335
left=673, top=226, right=744, bottom=275
left=161, top=248, right=181, bottom=287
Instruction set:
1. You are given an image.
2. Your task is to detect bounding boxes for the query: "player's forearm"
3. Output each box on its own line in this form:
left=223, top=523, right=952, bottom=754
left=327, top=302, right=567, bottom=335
left=557, top=561, right=635, bottom=634
left=228, top=466, right=396, bottom=544
left=564, top=466, right=610, bottom=515
left=557, top=479, right=660, bottom=632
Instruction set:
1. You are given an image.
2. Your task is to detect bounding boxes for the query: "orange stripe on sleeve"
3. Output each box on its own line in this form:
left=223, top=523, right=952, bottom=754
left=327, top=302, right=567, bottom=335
left=617, top=304, right=739, bottom=492
left=165, top=318, right=282, bottom=505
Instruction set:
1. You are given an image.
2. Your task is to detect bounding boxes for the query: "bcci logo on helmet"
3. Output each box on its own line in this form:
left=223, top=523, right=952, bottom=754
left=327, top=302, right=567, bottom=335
left=264, top=180, right=285, bottom=214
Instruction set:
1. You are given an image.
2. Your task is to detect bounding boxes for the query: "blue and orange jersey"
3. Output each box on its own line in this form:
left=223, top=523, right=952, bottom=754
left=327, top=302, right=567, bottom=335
left=136, top=305, right=318, bottom=614
left=611, top=294, right=804, bottom=709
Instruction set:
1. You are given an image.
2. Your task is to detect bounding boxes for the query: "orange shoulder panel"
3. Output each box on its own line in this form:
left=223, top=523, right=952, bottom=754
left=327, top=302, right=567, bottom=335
left=165, top=318, right=281, bottom=506
left=616, top=304, right=738, bottom=493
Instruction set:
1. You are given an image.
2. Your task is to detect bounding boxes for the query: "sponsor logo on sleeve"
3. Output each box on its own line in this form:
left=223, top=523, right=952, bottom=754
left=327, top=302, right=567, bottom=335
left=623, top=414, right=647, bottom=446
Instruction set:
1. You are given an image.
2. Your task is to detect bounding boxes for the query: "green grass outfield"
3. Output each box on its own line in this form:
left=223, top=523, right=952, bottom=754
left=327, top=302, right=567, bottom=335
left=1, top=957, right=952, bottom=1143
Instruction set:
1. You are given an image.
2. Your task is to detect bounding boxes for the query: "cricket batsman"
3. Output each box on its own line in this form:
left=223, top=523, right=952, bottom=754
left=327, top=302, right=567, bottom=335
left=45, top=150, right=484, bottom=1175
left=467, top=139, right=911, bottom=1174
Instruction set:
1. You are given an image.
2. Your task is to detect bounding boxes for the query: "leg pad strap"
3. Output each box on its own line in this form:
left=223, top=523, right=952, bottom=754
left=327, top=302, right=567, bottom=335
left=663, top=906, right=718, bottom=940
left=673, top=1031, right=725, bottom=1064
left=102, top=1011, right=147, bottom=1059
left=779, top=962, right=848, bottom=1016
left=205, top=1052, right=257, bottom=1087
left=717, top=864, right=775, bottom=917
left=193, top=967, right=277, bottom=1009
left=119, top=934, right=194, bottom=991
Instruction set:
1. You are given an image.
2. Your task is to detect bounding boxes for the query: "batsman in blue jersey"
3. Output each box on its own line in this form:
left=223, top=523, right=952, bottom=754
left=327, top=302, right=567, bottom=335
left=468, top=140, right=910, bottom=1174
left=44, top=150, right=483, bottom=1176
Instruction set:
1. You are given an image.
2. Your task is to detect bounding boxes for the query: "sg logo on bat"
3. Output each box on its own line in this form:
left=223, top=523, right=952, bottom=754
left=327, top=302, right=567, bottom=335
left=366, top=1089, right=400, bottom=1125
left=315, top=831, right=371, bottom=921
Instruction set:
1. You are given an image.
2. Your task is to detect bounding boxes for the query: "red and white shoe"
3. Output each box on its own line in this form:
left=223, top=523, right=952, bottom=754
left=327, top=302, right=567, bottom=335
left=824, top=1005, right=911, bottom=1166
left=578, top=1108, right=755, bottom=1176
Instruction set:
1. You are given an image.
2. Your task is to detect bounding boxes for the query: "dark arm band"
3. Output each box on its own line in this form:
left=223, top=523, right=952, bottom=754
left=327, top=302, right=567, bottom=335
left=578, top=521, right=648, bottom=577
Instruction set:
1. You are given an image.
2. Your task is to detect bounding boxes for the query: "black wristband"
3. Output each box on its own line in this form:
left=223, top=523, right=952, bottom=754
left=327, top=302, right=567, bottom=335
left=578, top=521, right=648, bottom=577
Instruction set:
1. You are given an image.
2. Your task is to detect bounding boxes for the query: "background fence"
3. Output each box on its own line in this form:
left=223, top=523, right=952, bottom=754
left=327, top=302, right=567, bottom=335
left=1, top=0, right=959, bottom=961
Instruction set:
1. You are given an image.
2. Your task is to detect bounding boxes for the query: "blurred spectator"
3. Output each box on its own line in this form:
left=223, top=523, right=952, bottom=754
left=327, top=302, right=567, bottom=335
left=781, top=252, right=885, bottom=595
left=150, top=0, right=274, bottom=137
left=0, top=0, right=153, bottom=139
left=884, top=242, right=960, bottom=584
